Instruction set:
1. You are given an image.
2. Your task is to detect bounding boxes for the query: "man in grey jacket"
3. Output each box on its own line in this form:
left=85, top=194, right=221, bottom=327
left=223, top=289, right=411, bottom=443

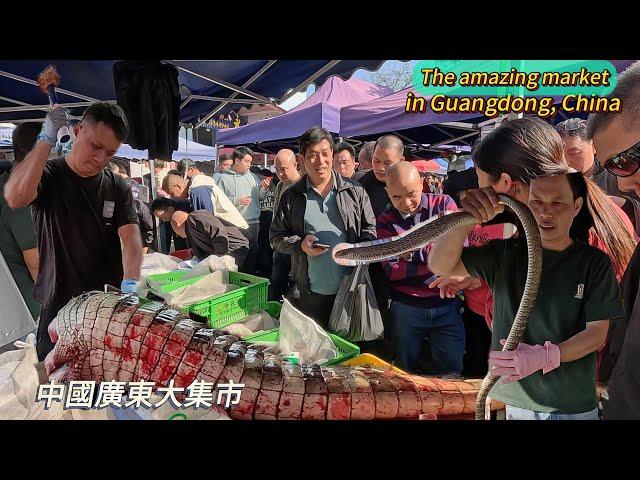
left=270, top=127, right=377, bottom=329
left=217, top=146, right=262, bottom=274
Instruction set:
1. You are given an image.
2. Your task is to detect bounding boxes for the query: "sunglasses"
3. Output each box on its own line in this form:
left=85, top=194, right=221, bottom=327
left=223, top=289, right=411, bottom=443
left=599, top=140, right=640, bottom=178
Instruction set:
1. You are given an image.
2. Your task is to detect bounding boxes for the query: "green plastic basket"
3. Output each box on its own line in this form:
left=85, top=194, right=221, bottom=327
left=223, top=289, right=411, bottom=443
left=245, top=328, right=360, bottom=366
left=145, top=270, right=269, bottom=329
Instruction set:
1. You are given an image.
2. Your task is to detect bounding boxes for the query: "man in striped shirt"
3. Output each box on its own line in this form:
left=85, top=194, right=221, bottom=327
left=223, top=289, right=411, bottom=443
left=377, top=161, right=464, bottom=375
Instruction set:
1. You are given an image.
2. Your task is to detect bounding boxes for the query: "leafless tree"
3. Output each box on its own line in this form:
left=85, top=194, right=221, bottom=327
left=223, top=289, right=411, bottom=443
left=371, top=63, right=414, bottom=92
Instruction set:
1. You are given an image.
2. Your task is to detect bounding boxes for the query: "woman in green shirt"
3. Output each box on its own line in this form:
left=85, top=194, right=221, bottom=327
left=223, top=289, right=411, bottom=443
left=429, top=120, right=626, bottom=419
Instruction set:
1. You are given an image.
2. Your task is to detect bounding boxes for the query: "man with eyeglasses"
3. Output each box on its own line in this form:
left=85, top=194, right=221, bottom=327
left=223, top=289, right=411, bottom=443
left=588, top=60, right=640, bottom=419
left=556, top=118, right=640, bottom=229
left=556, top=118, right=640, bottom=239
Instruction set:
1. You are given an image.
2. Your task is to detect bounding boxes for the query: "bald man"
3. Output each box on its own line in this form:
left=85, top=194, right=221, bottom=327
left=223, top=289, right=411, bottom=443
left=162, top=172, right=189, bottom=200
left=270, top=149, right=301, bottom=300
left=358, top=141, right=375, bottom=171
left=377, top=161, right=464, bottom=375
left=171, top=209, right=249, bottom=268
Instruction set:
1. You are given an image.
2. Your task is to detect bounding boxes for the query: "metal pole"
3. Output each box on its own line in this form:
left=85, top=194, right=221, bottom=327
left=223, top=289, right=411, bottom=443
left=148, top=158, right=161, bottom=253
left=264, top=153, right=267, bottom=168
left=0, top=70, right=99, bottom=102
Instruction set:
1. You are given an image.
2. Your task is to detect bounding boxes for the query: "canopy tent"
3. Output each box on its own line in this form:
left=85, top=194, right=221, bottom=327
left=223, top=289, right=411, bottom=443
left=411, top=159, right=447, bottom=175
left=216, top=76, right=393, bottom=147
left=0, top=124, right=14, bottom=147
left=340, top=60, right=638, bottom=154
left=0, top=60, right=386, bottom=125
left=115, top=135, right=217, bottom=161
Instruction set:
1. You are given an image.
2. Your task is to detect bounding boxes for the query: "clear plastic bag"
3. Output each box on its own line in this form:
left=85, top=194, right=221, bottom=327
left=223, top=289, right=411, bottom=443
left=151, top=270, right=240, bottom=308
left=0, top=334, right=72, bottom=420
left=278, top=299, right=338, bottom=365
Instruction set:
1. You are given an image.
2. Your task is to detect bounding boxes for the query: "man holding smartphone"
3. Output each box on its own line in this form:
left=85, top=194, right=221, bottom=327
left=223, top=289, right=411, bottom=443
left=270, top=127, right=377, bottom=329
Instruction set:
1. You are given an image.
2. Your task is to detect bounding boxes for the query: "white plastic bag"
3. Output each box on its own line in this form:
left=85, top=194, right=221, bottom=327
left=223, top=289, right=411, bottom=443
left=223, top=310, right=279, bottom=338
left=0, top=334, right=71, bottom=420
left=152, top=271, right=240, bottom=308
left=140, top=252, right=181, bottom=276
left=278, top=299, right=338, bottom=365
left=180, top=255, right=238, bottom=281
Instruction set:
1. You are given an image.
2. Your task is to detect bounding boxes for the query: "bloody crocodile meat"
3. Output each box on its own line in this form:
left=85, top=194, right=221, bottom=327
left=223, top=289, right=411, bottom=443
left=45, top=292, right=505, bottom=419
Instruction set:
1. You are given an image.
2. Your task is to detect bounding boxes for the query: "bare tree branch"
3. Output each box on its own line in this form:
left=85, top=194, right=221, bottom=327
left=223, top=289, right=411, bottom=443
left=371, top=63, right=414, bottom=92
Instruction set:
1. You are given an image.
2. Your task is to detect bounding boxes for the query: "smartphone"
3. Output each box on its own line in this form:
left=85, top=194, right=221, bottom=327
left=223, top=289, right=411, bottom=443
left=312, top=242, right=330, bottom=249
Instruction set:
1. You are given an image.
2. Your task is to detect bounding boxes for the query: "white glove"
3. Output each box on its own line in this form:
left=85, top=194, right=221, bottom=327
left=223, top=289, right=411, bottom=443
left=38, top=107, right=69, bottom=146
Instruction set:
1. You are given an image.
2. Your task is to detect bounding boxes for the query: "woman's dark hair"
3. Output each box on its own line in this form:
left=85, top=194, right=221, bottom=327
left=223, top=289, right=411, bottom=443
left=567, top=172, right=635, bottom=279
left=12, top=122, right=41, bottom=164
left=299, top=126, right=334, bottom=157
left=473, top=117, right=568, bottom=183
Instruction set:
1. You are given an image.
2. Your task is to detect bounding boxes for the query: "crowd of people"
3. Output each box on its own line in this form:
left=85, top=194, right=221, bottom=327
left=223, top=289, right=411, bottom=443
left=1, top=61, right=640, bottom=420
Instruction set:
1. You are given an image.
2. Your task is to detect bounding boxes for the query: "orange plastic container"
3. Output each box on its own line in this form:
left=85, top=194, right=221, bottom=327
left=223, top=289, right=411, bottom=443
left=340, top=353, right=407, bottom=374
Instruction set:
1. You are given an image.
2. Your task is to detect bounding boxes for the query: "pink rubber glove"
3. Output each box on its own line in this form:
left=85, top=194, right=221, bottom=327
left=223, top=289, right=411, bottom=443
left=489, top=339, right=561, bottom=384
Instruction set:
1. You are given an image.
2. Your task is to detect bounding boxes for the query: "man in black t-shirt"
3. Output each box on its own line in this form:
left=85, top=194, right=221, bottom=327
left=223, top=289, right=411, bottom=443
left=3, top=102, right=143, bottom=361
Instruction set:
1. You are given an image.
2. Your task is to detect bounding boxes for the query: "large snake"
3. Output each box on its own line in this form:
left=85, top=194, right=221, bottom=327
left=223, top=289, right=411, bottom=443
left=332, top=195, right=543, bottom=420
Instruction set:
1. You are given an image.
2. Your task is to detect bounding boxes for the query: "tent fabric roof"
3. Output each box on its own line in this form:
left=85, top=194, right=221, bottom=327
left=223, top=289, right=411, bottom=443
left=116, top=136, right=217, bottom=161
left=340, top=60, right=637, bottom=145
left=0, top=60, right=386, bottom=124
left=216, top=76, right=393, bottom=146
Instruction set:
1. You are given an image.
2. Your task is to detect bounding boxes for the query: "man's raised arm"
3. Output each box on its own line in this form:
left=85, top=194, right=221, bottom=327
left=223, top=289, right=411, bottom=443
left=4, top=108, right=68, bottom=208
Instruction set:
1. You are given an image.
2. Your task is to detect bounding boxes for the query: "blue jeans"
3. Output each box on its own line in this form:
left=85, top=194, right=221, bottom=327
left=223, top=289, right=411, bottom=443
left=391, top=299, right=464, bottom=375
left=505, top=405, right=599, bottom=420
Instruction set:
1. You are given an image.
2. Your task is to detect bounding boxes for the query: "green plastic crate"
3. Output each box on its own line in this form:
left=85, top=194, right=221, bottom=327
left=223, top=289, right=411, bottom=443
left=146, top=269, right=191, bottom=289
left=245, top=328, right=360, bottom=366
left=145, top=270, right=269, bottom=329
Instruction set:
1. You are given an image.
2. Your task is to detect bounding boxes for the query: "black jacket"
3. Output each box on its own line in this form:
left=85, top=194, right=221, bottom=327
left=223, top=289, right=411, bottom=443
left=113, top=61, right=180, bottom=161
left=269, top=173, right=377, bottom=294
left=603, top=242, right=640, bottom=419
left=357, top=170, right=391, bottom=218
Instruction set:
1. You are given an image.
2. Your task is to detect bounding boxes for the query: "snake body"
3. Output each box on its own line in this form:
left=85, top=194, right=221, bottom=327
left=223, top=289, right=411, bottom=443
left=332, top=195, right=543, bottom=420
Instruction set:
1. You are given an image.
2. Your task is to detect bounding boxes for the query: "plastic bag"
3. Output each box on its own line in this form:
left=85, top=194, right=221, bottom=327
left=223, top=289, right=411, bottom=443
left=140, top=252, right=181, bottom=276
left=0, top=334, right=71, bottom=420
left=278, top=299, right=338, bottom=365
left=150, top=270, right=240, bottom=308
left=181, top=255, right=238, bottom=282
left=329, top=265, right=384, bottom=342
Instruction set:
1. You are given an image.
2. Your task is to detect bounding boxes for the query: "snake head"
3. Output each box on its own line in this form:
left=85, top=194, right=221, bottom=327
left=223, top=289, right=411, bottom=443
left=332, top=242, right=358, bottom=266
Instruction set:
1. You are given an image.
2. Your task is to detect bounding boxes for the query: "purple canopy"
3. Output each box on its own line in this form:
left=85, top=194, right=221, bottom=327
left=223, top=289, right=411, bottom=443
left=339, top=86, right=480, bottom=139
left=340, top=60, right=638, bottom=141
left=217, top=76, right=393, bottom=146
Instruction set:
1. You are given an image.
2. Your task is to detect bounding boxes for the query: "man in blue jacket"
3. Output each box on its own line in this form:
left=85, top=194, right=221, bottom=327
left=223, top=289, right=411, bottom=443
left=217, top=146, right=262, bottom=274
